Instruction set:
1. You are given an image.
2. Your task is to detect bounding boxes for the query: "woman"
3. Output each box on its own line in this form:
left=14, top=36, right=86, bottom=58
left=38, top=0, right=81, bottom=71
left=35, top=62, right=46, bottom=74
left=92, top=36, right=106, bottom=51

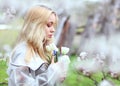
left=7, top=5, right=70, bottom=86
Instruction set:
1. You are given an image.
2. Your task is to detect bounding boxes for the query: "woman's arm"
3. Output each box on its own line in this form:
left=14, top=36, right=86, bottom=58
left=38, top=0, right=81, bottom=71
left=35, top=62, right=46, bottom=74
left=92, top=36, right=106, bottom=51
left=35, top=62, right=64, bottom=86
left=9, top=63, right=64, bottom=86
left=8, top=43, right=69, bottom=86
left=8, top=66, right=36, bottom=86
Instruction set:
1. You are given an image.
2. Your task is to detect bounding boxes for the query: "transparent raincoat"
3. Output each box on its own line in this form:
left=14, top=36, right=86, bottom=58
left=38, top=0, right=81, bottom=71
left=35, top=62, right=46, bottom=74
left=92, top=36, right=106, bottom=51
left=7, top=42, right=70, bottom=86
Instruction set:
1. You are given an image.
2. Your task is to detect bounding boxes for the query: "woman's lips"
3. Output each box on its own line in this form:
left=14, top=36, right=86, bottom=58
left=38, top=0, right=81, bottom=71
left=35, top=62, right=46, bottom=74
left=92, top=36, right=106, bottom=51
left=48, top=34, right=53, bottom=38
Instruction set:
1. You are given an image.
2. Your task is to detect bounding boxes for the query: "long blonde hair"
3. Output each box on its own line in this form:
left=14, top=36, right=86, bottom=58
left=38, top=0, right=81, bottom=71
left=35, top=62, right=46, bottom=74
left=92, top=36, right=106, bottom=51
left=16, top=5, right=58, bottom=63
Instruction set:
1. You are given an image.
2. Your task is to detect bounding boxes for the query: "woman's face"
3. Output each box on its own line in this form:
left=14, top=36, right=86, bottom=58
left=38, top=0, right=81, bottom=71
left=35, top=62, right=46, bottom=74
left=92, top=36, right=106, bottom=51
left=45, top=13, right=56, bottom=41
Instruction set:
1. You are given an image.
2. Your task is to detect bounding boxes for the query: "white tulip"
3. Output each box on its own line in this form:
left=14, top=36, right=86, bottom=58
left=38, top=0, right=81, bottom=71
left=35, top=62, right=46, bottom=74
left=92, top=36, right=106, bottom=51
left=46, top=43, right=58, bottom=52
left=58, top=55, right=70, bottom=64
left=58, top=55, right=70, bottom=72
left=61, top=47, right=69, bottom=55
left=46, top=45, right=52, bottom=52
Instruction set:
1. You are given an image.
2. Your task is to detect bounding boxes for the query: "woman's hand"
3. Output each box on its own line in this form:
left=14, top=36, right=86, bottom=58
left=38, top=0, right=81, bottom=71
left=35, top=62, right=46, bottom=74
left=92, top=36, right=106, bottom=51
left=50, top=55, right=70, bottom=83
left=59, top=71, right=66, bottom=82
left=51, top=56, right=55, bottom=64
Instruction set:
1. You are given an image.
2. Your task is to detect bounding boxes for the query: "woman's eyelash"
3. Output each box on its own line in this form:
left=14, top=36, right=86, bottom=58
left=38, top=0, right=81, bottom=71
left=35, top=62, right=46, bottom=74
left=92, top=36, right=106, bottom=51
left=47, top=24, right=51, bottom=27
left=47, top=22, right=53, bottom=27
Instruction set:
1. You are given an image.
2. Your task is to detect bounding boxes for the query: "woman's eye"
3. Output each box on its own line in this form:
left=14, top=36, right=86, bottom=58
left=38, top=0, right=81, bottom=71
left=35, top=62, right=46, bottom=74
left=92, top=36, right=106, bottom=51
left=47, top=22, right=53, bottom=27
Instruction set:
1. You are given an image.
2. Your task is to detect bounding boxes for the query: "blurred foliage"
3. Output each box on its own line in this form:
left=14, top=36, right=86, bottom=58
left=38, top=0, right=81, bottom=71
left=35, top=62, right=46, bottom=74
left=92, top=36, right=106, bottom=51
left=0, top=29, right=19, bottom=48
left=76, top=28, right=84, bottom=34
left=0, top=60, right=8, bottom=86
left=63, top=55, right=120, bottom=86
left=0, top=25, right=20, bottom=86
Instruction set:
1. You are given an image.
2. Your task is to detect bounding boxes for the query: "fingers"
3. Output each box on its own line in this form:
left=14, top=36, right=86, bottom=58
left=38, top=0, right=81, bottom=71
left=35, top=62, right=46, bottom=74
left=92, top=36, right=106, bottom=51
left=60, top=73, right=66, bottom=82
left=51, top=56, right=55, bottom=64
left=60, top=77, right=66, bottom=83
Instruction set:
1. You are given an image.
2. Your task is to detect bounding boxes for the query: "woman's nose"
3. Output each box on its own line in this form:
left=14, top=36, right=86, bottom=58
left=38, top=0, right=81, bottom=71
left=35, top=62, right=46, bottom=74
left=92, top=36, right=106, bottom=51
left=50, top=27, right=55, bottom=33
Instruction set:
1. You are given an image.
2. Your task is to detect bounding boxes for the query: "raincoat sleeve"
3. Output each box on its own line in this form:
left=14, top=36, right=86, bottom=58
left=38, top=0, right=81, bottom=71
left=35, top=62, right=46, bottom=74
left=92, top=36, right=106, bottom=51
left=35, top=63, right=63, bottom=86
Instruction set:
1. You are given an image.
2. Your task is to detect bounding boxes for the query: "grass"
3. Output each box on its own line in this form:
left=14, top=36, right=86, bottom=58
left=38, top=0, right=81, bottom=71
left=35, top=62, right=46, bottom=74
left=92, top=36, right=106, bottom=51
left=0, top=29, right=19, bottom=48
left=0, top=29, right=19, bottom=86
left=0, top=60, right=8, bottom=86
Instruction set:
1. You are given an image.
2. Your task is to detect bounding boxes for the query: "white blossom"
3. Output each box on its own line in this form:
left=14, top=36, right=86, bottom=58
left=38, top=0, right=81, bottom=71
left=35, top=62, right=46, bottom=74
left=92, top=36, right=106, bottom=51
left=82, top=70, right=91, bottom=76
left=99, top=80, right=114, bottom=86
left=76, top=58, right=104, bottom=74
left=109, top=62, right=120, bottom=78
left=79, top=51, right=88, bottom=60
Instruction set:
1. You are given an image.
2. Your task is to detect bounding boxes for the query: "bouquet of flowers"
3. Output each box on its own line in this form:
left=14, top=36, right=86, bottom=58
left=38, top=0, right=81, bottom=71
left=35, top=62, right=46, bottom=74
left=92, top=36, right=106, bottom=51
left=46, top=43, right=70, bottom=63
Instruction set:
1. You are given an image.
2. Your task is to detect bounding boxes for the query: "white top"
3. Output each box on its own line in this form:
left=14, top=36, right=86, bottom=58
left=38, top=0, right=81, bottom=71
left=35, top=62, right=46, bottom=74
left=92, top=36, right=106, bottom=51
left=7, top=42, right=70, bottom=86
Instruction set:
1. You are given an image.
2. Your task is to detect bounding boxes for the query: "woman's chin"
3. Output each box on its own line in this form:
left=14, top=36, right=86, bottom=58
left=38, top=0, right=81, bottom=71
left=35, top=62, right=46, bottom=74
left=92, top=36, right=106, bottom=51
left=48, top=36, right=54, bottom=40
left=46, top=37, right=54, bottom=43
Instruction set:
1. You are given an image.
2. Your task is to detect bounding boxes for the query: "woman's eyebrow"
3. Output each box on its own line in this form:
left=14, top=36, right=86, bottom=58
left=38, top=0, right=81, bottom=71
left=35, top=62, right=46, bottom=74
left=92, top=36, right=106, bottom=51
left=48, top=21, right=54, bottom=24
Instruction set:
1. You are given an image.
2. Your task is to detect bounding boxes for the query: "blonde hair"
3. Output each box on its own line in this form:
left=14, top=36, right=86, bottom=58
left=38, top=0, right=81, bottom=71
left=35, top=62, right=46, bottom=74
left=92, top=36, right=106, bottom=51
left=16, top=5, right=58, bottom=63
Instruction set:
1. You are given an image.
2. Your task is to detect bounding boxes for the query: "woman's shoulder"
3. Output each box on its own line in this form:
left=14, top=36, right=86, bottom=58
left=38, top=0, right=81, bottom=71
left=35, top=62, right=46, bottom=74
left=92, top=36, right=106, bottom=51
left=14, top=42, right=27, bottom=52
left=13, top=42, right=27, bottom=57
left=10, top=42, right=45, bottom=70
left=10, top=42, right=27, bottom=65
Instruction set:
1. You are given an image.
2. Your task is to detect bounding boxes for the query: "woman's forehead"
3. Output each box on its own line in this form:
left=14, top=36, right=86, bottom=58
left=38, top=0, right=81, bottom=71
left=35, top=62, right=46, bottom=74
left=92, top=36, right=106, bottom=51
left=48, top=14, right=56, bottom=23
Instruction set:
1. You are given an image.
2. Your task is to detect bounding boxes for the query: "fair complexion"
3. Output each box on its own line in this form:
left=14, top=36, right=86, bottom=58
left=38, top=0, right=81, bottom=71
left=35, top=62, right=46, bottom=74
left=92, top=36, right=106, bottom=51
left=45, top=13, right=56, bottom=41
left=45, top=13, right=56, bottom=63
left=45, top=14, right=66, bottom=81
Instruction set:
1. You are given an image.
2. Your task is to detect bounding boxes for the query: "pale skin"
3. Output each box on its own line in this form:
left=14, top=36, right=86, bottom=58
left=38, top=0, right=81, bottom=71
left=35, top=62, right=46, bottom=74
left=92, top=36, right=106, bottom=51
left=45, top=13, right=66, bottom=81
left=45, top=13, right=56, bottom=40
left=44, top=13, right=56, bottom=63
